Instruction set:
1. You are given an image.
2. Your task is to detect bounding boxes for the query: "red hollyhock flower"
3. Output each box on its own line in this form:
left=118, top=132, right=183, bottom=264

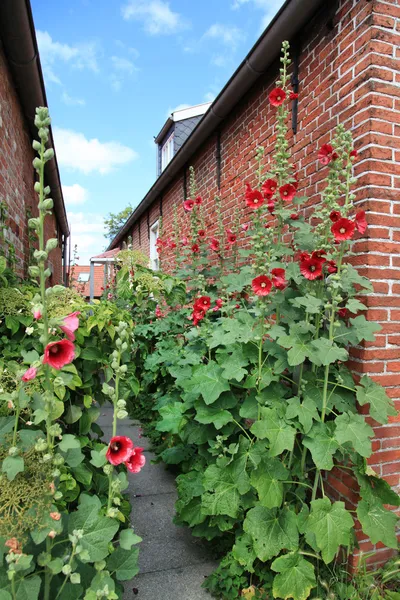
left=209, top=237, right=220, bottom=252
left=290, top=213, right=299, bottom=220
left=355, top=210, right=367, bottom=234
left=226, top=232, right=237, bottom=244
left=269, top=87, right=286, bottom=106
left=311, top=249, right=326, bottom=261
left=60, top=311, right=80, bottom=342
left=267, top=198, right=275, bottom=214
left=329, top=210, right=341, bottom=222
left=125, top=446, right=146, bottom=473
left=262, top=178, right=278, bottom=197
left=318, top=143, right=338, bottom=165
left=155, top=306, right=163, bottom=318
left=198, top=229, right=206, bottom=238
left=183, top=199, right=195, bottom=211
left=245, top=183, right=264, bottom=209
left=167, top=238, right=176, bottom=249
left=326, top=260, right=338, bottom=274
left=252, top=275, right=272, bottom=296
left=106, top=436, right=134, bottom=466
left=156, top=238, right=165, bottom=254
left=271, top=268, right=287, bottom=290
left=279, top=183, right=297, bottom=202
left=43, top=339, right=75, bottom=370
left=192, top=308, right=206, bottom=326
left=290, top=91, right=299, bottom=100
left=299, top=253, right=324, bottom=280
left=215, top=298, right=223, bottom=308
left=194, top=296, right=211, bottom=311
left=338, top=308, right=350, bottom=319
left=191, top=243, right=200, bottom=253
left=350, top=149, right=358, bottom=159
left=194, top=196, right=202, bottom=205
left=331, top=218, right=355, bottom=242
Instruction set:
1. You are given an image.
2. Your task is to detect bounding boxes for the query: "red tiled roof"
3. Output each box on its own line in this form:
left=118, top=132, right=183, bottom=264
left=91, top=249, right=120, bottom=259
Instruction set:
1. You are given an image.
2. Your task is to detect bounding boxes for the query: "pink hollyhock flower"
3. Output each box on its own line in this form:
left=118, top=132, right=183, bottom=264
left=209, top=237, right=220, bottom=252
left=5, top=538, right=22, bottom=554
left=183, top=199, right=195, bottom=211
left=279, top=183, right=297, bottom=202
left=242, top=223, right=249, bottom=231
left=155, top=306, right=163, bottom=318
left=43, top=339, right=75, bottom=370
left=60, top=311, right=80, bottom=342
left=271, top=268, right=287, bottom=290
left=269, top=87, right=286, bottom=106
left=318, top=143, right=338, bottom=165
left=22, top=366, right=37, bottom=382
left=106, top=436, right=134, bottom=466
left=107, top=293, right=113, bottom=300
left=50, top=512, right=61, bottom=521
left=355, top=210, right=367, bottom=234
left=215, top=298, right=223, bottom=308
left=48, top=531, right=57, bottom=539
left=33, top=308, right=42, bottom=320
left=181, top=236, right=188, bottom=246
left=252, top=275, right=272, bottom=296
left=331, top=218, right=355, bottom=242
left=125, top=447, right=146, bottom=474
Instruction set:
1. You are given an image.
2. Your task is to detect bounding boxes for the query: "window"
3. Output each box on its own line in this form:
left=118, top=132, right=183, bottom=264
left=149, top=220, right=159, bottom=271
left=161, top=132, right=174, bottom=171
left=77, top=273, right=90, bottom=282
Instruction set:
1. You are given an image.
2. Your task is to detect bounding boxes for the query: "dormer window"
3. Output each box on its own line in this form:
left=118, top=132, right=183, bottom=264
left=161, top=132, right=174, bottom=171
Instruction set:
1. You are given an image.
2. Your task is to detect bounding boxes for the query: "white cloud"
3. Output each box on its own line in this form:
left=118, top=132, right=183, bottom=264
left=37, top=30, right=99, bottom=86
left=63, top=184, right=89, bottom=206
left=121, top=0, right=189, bottom=35
left=53, top=127, right=138, bottom=175
left=68, top=211, right=106, bottom=265
left=204, top=24, right=245, bottom=49
left=111, top=56, right=137, bottom=74
left=61, top=91, right=86, bottom=106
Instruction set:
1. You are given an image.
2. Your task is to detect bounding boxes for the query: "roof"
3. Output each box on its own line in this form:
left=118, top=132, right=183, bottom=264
left=90, top=248, right=120, bottom=261
left=108, top=0, right=325, bottom=251
left=0, top=0, right=69, bottom=237
left=155, top=102, right=212, bottom=144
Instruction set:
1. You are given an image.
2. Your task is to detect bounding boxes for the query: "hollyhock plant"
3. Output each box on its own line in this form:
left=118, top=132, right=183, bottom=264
left=245, top=183, right=264, bottom=209
left=350, top=149, right=358, bottom=159
left=191, top=243, right=200, bottom=254
left=209, top=237, right=220, bottom=252
left=262, top=178, right=278, bottom=197
left=43, top=339, right=75, bottom=370
left=192, top=308, right=206, bottom=326
left=106, top=436, right=134, bottom=466
left=252, top=275, right=272, bottom=296
left=198, top=229, right=206, bottom=238
left=355, top=210, right=367, bottom=234
left=267, top=198, right=275, bottom=214
left=22, top=366, right=37, bottom=382
left=269, top=87, right=286, bottom=106
left=194, top=296, right=211, bottom=311
left=299, top=252, right=325, bottom=280
left=271, top=268, right=287, bottom=290
left=242, top=223, right=249, bottom=231
left=318, top=143, right=338, bottom=165
left=194, top=196, right=203, bottom=205
left=33, top=308, right=42, bottom=320
left=181, top=236, right=189, bottom=246
left=330, top=210, right=341, bottom=222
left=226, top=231, right=237, bottom=244
left=279, top=183, right=297, bottom=202
left=125, top=446, right=146, bottom=473
left=331, top=217, right=355, bottom=241
left=60, top=311, right=80, bottom=341
left=183, top=199, right=195, bottom=211
left=326, top=260, right=338, bottom=274
left=290, top=91, right=299, bottom=100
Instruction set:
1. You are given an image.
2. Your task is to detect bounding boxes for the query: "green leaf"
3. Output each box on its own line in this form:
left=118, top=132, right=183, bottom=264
left=0, top=417, right=15, bottom=444
left=65, top=405, right=83, bottom=424
left=356, top=375, right=397, bottom=424
left=72, top=462, right=93, bottom=486
left=59, top=434, right=84, bottom=467
left=59, top=434, right=80, bottom=451
left=156, top=402, right=185, bottom=434
left=90, top=447, right=108, bottom=468
left=13, top=576, right=41, bottom=600
left=335, top=412, right=374, bottom=457
left=5, top=315, right=20, bottom=335
left=68, top=497, right=119, bottom=561
left=194, top=400, right=233, bottom=430
left=290, top=294, right=323, bottom=314
left=277, top=330, right=310, bottom=366
left=308, top=338, right=348, bottom=366
left=357, top=499, right=398, bottom=548
left=307, top=498, right=354, bottom=563
left=250, top=408, right=296, bottom=456
left=226, top=437, right=265, bottom=495
left=2, top=456, right=24, bottom=481
left=271, top=553, right=316, bottom=600
left=243, top=505, right=299, bottom=562
left=350, top=315, right=381, bottom=342
left=217, top=349, right=249, bottom=382
left=251, top=458, right=289, bottom=509
left=119, top=528, right=142, bottom=550
left=286, top=396, right=319, bottom=434
left=107, top=546, right=139, bottom=580
left=303, top=422, right=339, bottom=470
left=191, top=362, right=230, bottom=404
left=80, top=346, right=102, bottom=360
left=346, top=298, right=367, bottom=312
left=232, top=533, right=256, bottom=572
left=202, top=464, right=240, bottom=518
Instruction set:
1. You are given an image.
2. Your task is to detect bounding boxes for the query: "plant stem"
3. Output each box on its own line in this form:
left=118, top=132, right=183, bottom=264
left=12, top=394, right=21, bottom=447
left=108, top=352, right=121, bottom=511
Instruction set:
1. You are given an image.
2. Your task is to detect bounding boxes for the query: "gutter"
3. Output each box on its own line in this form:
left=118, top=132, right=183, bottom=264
left=108, top=0, right=325, bottom=250
left=0, top=0, right=69, bottom=238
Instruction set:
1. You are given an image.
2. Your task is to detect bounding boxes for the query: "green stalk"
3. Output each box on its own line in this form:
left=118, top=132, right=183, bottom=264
left=54, top=548, right=76, bottom=600
left=12, top=395, right=20, bottom=447
left=107, top=352, right=121, bottom=511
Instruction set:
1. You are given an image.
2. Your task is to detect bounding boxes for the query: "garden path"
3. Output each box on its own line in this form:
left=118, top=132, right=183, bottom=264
left=98, top=405, right=217, bottom=600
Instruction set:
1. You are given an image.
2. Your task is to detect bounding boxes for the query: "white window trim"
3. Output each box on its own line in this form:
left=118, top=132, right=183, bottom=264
left=149, top=220, right=160, bottom=271
left=161, top=132, right=174, bottom=172
left=77, top=272, right=90, bottom=282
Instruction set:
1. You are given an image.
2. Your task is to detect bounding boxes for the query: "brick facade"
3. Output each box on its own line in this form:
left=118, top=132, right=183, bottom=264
left=0, top=42, right=63, bottom=283
left=116, top=0, right=400, bottom=566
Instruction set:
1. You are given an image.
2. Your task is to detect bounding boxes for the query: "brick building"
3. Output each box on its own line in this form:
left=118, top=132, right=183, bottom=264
left=109, top=0, right=400, bottom=565
left=0, top=0, right=68, bottom=283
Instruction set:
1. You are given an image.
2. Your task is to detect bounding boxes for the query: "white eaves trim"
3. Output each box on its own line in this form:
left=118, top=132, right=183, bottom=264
left=171, top=102, right=212, bottom=123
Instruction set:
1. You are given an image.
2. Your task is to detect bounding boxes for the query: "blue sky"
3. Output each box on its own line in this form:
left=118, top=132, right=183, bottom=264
left=32, top=0, right=285, bottom=263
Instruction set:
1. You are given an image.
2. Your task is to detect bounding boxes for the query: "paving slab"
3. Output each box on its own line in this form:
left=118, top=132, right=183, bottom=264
left=128, top=456, right=176, bottom=496
left=124, top=562, right=216, bottom=600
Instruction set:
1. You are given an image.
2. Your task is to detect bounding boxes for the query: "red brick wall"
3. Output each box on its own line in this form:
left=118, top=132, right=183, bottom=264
left=120, top=0, right=400, bottom=565
left=0, top=43, right=63, bottom=283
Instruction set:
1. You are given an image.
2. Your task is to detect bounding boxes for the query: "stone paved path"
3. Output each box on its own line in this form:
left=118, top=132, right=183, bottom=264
left=97, top=405, right=217, bottom=600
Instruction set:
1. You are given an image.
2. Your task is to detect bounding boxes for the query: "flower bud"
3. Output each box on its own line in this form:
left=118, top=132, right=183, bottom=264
left=43, top=148, right=55, bottom=162
left=34, top=249, right=48, bottom=262
left=32, top=157, right=42, bottom=170
left=32, top=140, right=41, bottom=151
left=62, top=564, right=72, bottom=576
left=116, top=410, right=128, bottom=419
left=43, top=198, right=54, bottom=210
left=70, top=573, right=81, bottom=584
left=29, top=266, right=40, bottom=277
left=94, top=560, right=106, bottom=572
left=8, top=447, right=19, bottom=457
left=34, top=182, right=41, bottom=193
left=46, top=238, right=58, bottom=252
left=28, top=218, right=39, bottom=230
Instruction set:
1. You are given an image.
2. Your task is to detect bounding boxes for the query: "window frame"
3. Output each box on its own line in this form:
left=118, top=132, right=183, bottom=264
left=77, top=272, right=90, bottom=283
left=161, top=132, right=174, bottom=172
